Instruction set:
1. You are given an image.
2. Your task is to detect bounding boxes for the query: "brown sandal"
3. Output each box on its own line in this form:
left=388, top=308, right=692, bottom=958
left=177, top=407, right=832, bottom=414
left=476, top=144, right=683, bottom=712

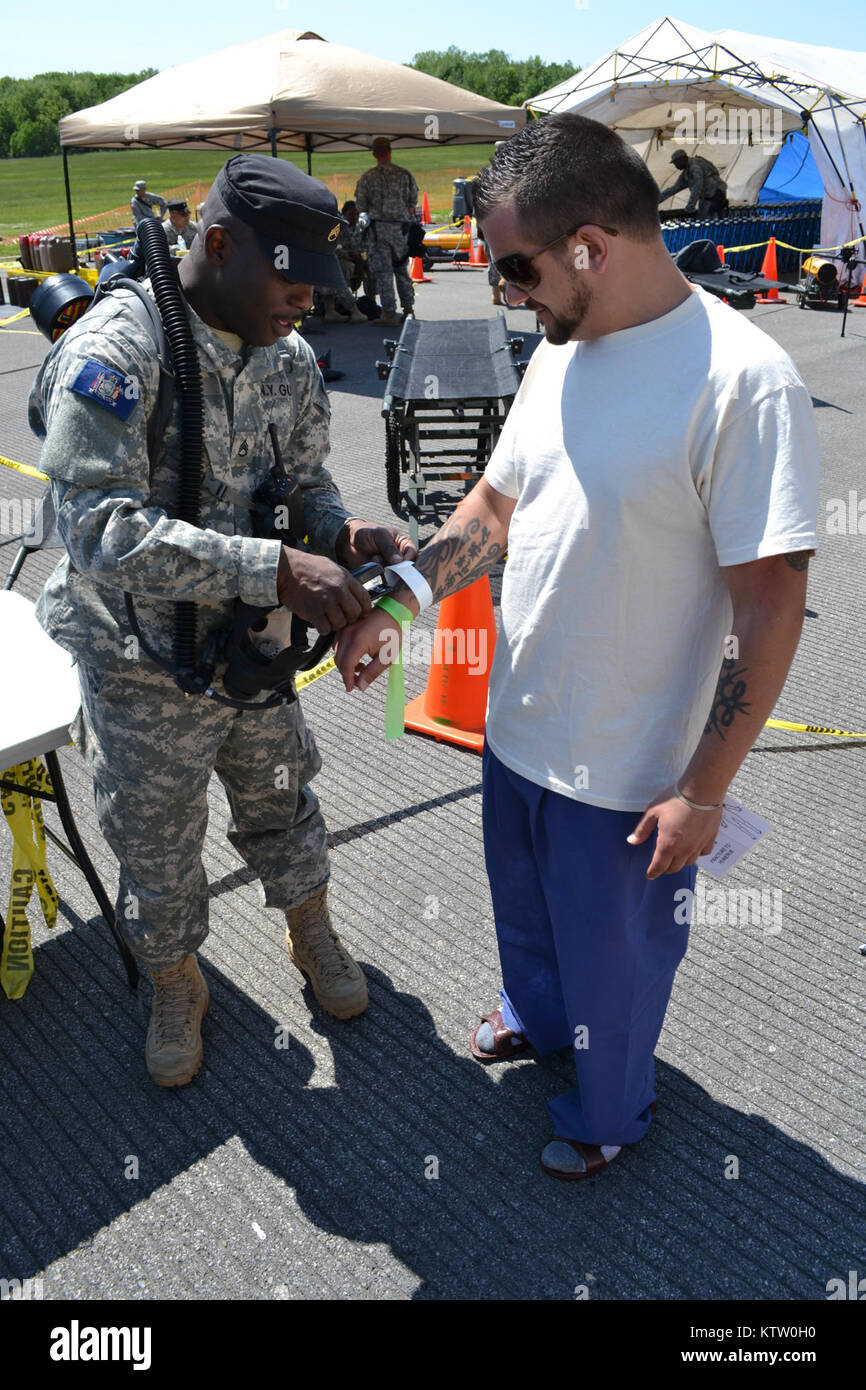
left=468, top=1007, right=529, bottom=1061
left=540, top=1102, right=659, bottom=1182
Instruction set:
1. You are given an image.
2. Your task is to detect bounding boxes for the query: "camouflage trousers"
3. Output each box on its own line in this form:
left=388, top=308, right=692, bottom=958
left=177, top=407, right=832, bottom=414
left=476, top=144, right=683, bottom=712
left=74, top=660, right=330, bottom=971
left=322, top=251, right=375, bottom=312
left=366, top=222, right=415, bottom=313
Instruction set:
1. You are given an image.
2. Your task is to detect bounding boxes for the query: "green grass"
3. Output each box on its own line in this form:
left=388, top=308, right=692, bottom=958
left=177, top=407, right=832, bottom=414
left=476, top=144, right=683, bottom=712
left=0, top=146, right=492, bottom=241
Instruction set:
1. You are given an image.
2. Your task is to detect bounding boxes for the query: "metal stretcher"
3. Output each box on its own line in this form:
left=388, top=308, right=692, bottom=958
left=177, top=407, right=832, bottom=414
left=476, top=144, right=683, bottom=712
left=672, top=240, right=788, bottom=309
left=377, top=312, right=532, bottom=543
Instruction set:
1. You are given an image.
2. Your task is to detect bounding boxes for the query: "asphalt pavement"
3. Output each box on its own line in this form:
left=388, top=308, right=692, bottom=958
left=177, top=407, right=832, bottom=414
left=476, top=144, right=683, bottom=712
left=0, top=262, right=863, bottom=1301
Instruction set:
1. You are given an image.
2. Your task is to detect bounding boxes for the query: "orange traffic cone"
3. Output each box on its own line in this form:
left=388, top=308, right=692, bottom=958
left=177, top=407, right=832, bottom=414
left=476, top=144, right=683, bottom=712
left=410, top=256, right=432, bottom=283
left=851, top=271, right=866, bottom=307
left=403, top=576, right=497, bottom=753
left=755, top=237, right=786, bottom=302
left=421, top=191, right=431, bottom=223
left=472, top=220, right=488, bottom=265
left=457, top=216, right=483, bottom=269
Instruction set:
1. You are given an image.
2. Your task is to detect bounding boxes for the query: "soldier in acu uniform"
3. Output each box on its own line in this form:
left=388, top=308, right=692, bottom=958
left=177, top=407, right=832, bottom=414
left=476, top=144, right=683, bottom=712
left=161, top=199, right=200, bottom=252
left=354, top=137, right=418, bottom=326
left=29, top=154, right=416, bottom=1087
left=658, top=151, right=728, bottom=218
left=130, top=179, right=168, bottom=226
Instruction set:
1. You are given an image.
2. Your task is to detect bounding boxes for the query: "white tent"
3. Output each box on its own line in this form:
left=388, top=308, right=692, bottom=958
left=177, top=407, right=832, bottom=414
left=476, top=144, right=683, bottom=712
left=528, top=16, right=866, bottom=275
left=59, top=29, right=524, bottom=156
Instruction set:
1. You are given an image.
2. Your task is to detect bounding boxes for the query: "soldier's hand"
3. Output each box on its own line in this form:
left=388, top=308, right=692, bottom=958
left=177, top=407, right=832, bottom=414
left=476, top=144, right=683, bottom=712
left=277, top=547, right=373, bottom=633
left=335, top=519, right=418, bottom=569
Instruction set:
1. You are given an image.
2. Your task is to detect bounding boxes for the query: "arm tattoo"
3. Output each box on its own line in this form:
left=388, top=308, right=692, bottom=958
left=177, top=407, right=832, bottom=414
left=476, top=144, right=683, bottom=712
left=784, top=551, right=810, bottom=572
left=417, top=515, right=505, bottom=603
left=704, top=658, right=751, bottom=741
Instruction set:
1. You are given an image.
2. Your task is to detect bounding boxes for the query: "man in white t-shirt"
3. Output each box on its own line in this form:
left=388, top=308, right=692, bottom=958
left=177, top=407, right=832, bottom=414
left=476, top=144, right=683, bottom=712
left=334, top=114, right=819, bottom=1183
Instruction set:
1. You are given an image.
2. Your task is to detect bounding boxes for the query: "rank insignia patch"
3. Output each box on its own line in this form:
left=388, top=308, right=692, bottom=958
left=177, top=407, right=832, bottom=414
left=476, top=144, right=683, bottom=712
left=68, top=360, right=139, bottom=420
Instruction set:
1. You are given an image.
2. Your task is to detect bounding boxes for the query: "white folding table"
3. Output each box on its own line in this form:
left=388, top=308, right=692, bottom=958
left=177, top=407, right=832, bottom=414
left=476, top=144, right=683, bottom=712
left=0, top=590, right=138, bottom=989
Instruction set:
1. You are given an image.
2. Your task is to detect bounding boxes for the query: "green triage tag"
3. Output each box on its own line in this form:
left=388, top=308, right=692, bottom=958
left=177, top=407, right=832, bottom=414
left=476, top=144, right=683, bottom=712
left=374, top=595, right=415, bottom=739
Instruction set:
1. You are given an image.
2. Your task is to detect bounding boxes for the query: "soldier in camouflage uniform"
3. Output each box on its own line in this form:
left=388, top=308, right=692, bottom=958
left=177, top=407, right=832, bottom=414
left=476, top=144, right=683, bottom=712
left=130, top=180, right=168, bottom=226
left=161, top=199, right=200, bottom=252
left=29, top=154, right=416, bottom=1087
left=338, top=202, right=375, bottom=298
left=658, top=151, right=728, bottom=218
left=354, top=138, right=418, bottom=326
left=320, top=201, right=374, bottom=322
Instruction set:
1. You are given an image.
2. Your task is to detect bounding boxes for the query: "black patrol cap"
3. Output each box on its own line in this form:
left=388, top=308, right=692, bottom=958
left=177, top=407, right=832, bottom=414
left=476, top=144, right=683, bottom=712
left=215, top=153, right=348, bottom=289
left=167, top=199, right=190, bottom=214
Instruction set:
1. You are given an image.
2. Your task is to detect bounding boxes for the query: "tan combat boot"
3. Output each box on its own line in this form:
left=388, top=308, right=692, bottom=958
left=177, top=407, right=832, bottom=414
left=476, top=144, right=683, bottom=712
left=146, top=953, right=210, bottom=1087
left=285, top=887, right=368, bottom=1019
left=491, top=283, right=503, bottom=305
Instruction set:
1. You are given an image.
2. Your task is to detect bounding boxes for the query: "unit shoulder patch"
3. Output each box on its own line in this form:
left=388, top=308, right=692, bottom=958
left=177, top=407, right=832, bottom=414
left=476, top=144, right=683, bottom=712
left=68, top=359, right=140, bottom=420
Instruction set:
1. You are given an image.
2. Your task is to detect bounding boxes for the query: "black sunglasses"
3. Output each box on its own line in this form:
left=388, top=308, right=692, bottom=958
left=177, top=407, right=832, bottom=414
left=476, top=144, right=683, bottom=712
left=491, top=223, right=618, bottom=291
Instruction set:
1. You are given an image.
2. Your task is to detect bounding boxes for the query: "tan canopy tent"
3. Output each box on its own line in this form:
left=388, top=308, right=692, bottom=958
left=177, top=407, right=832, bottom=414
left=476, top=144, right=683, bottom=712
left=57, top=28, right=524, bottom=262
left=59, top=29, right=524, bottom=156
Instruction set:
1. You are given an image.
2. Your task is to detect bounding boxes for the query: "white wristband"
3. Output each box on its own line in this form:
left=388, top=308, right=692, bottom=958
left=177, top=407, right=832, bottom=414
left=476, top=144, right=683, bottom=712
left=384, top=561, right=434, bottom=613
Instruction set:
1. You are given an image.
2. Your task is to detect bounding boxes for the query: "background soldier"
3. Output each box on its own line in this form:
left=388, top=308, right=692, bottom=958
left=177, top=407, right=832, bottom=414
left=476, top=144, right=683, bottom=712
left=354, top=137, right=418, bottom=326
left=657, top=150, right=729, bottom=217
left=161, top=199, right=200, bottom=252
left=130, top=179, right=168, bottom=226
left=29, top=155, right=416, bottom=1088
left=338, top=201, right=375, bottom=299
left=320, top=201, right=373, bottom=322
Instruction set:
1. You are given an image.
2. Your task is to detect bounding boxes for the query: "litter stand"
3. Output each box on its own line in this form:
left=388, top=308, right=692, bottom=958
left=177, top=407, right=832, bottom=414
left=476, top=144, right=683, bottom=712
left=378, top=312, right=530, bottom=544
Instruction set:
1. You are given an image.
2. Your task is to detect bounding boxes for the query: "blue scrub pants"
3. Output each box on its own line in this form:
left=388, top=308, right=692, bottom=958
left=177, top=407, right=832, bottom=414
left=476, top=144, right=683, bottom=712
left=482, top=747, right=695, bottom=1146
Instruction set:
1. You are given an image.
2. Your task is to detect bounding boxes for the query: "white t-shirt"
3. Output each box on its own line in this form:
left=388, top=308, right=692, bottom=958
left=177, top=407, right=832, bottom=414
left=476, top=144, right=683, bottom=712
left=483, top=285, right=819, bottom=812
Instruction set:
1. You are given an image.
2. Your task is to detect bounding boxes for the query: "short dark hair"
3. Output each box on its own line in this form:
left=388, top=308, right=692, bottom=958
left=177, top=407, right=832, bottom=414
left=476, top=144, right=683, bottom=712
left=341, top=200, right=357, bottom=213
left=473, top=113, right=661, bottom=244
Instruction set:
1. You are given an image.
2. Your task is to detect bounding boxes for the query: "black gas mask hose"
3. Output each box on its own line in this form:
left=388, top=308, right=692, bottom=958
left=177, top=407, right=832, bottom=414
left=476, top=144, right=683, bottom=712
left=129, top=217, right=204, bottom=694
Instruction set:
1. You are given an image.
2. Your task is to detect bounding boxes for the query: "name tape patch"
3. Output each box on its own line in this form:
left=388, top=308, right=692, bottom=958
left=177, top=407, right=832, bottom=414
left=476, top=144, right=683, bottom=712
left=69, top=360, right=139, bottom=420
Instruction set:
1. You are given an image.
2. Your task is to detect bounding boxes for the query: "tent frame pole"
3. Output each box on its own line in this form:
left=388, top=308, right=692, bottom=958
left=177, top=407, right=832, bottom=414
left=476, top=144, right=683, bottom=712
left=269, top=128, right=278, bottom=158
left=62, top=147, right=79, bottom=271
left=305, top=133, right=312, bottom=176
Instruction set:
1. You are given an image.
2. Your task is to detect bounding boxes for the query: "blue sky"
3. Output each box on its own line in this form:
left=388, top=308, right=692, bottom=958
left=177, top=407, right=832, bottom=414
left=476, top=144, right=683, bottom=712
left=3, top=3, right=866, bottom=81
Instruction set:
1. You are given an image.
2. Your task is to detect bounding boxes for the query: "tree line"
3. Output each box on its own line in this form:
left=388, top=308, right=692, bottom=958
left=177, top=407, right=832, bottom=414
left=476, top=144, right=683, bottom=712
left=0, top=71, right=157, bottom=158
left=410, top=47, right=578, bottom=107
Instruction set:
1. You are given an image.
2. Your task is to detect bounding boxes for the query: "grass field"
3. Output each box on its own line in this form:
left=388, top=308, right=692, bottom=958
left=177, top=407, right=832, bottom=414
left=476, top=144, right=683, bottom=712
left=0, top=145, right=493, bottom=241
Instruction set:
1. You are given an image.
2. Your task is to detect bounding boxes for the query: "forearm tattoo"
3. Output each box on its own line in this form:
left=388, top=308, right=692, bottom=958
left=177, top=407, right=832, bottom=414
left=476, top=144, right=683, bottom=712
left=417, top=515, right=506, bottom=602
left=784, top=551, right=811, bottom=571
left=704, top=658, right=751, bottom=741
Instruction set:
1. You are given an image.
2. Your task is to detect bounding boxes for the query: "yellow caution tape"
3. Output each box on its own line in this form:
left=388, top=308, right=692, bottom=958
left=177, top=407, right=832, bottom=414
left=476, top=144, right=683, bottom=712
left=719, top=232, right=866, bottom=256
left=1, top=758, right=59, bottom=998
left=765, top=718, right=866, bottom=739
left=0, top=455, right=49, bottom=482
left=0, top=308, right=31, bottom=327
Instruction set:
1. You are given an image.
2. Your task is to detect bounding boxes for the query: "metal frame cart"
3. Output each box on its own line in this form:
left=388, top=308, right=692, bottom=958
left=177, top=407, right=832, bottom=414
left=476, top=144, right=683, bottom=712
left=377, top=312, right=531, bottom=544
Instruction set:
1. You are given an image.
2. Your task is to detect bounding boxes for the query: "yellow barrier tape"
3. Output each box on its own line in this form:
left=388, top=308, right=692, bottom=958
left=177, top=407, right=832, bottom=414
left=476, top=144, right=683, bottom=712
left=720, top=232, right=866, bottom=256
left=0, top=252, right=132, bottom=284
left=0, top=455, right=49, bottom=482
left=765, top=718, right=866, bottom=739
left=1, top=758, right=59, bottom=998
left=0, top=308, right=31, bottom=326
left=0, top=265, right=64, bottom=283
